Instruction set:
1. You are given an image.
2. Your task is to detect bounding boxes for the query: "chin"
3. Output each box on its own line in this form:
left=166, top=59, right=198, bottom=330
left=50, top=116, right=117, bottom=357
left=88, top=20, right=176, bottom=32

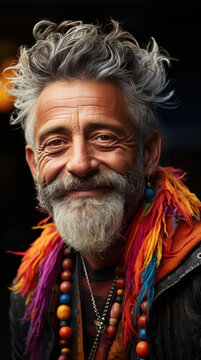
left=52, top=192, right=125, bottom=254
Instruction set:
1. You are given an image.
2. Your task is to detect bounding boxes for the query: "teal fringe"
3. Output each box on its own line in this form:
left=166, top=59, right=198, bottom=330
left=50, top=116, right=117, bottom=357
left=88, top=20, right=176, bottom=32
left=133, top=252, right=157, bottom=316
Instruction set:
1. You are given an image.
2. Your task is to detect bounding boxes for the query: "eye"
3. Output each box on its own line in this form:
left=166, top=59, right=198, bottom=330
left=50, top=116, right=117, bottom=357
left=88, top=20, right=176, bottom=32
left=90, top=132, right=118, bottom=150
left=44, top=138, right=68, bottom=154
left=97, top=134, right=113, bottom=141
left=46, top=139, right=65, bottom=147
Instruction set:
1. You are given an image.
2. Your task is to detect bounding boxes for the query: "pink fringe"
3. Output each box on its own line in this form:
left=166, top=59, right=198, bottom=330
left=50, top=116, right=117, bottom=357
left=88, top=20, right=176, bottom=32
left=24, top=240, right=64, bottom=360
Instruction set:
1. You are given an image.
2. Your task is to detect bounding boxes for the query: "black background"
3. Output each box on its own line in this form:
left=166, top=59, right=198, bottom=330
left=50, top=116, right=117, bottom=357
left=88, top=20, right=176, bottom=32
left=0, top=0, right=200, bottom=358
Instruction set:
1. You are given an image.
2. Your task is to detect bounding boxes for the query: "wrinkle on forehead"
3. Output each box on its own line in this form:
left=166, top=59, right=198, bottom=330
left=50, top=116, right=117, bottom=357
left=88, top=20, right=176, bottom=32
left=34, top=79, right=132, bottom=138
left=36, top=79, right=128, bottom=111
left=36, top=96, right=122, bottom=118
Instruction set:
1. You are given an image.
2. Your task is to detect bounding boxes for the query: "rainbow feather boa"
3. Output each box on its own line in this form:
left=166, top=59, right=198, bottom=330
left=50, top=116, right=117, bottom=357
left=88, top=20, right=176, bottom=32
left=12, top=166, right=201, bottom=358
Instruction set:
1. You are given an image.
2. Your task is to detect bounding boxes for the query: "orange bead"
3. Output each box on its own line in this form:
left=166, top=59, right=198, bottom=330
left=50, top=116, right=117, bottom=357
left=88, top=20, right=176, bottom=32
left=61, top=347, right=70, bottom=355
left=141, top=301, right=148, bottom=313
left=138, top=314, right=147, bottom=329
left=61, top=270, right=72, bottom=281
left=57, top=305, right=71, bottom=321
left=117, top=289, right=124, bottom=296
left=60, top=281, right=72, bottom=294
left=116, top=278, right=125, bottom=289
left=110, top=302, right=122, bottom=319
left=107, top=325, right=117, bottom=339
left=59, top=326, right=72, bottom=340
left=136, top=341, right=149, bottom=358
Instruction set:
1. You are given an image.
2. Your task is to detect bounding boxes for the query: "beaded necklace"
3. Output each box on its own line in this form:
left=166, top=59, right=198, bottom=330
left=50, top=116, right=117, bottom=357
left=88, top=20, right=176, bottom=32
left=56, top=249, right=126, bottom=360
left=57, top=247, right=74, bottom=360
left=136, top=300, right=150, bottom=359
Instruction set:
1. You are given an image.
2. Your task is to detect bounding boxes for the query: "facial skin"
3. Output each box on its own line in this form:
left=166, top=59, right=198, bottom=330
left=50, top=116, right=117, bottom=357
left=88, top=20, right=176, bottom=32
left=27, top=80, right=138, bottom=196
left=26, top=79, right=161, bottom=267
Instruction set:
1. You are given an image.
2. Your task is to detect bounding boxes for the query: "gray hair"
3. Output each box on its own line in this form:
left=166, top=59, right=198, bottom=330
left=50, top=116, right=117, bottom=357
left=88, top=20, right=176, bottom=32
left=6, top=19, right=173, bottom=147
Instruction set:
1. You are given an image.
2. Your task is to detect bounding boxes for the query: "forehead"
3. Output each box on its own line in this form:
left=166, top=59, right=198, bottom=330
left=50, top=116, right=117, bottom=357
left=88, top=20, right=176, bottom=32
left=35, top=79, right=128, bottom=109
left=34, top=79, right=132, bottom=135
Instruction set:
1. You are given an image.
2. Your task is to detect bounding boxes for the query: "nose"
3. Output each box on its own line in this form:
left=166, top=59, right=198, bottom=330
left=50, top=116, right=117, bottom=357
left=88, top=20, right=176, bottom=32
left=66, top=136, right=99, bottom=177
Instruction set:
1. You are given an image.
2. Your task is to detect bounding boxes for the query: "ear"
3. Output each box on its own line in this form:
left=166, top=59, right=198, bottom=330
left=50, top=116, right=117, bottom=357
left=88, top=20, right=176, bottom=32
left=25, top=145, right=37, bottom=180
left=143, top=131, right=161, bottom=177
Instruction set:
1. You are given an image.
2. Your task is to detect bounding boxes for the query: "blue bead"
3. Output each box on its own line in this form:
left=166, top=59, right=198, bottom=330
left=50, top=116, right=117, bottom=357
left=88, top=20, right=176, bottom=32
left=59, top=320, right=70, bottom=327
left=145, top=187, right=155, bottom=201
left=139, top=328, right=147, bottom=340
left=59, top=293, right=71, bottom=305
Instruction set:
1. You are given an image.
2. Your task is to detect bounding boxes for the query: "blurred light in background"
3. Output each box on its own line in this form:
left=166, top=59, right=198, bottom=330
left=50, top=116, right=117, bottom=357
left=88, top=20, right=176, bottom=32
left=0, top=57, right=16, bottom=113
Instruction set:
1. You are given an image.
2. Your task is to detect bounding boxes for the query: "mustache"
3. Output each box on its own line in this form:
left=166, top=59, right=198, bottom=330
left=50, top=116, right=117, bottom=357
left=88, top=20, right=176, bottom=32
left=36, top=170, right=133, bottom=203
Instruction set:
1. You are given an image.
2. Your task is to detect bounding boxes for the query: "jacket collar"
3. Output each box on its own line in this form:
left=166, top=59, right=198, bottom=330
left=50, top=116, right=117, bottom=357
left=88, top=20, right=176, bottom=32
left=154, top=241, right=201, bottom=301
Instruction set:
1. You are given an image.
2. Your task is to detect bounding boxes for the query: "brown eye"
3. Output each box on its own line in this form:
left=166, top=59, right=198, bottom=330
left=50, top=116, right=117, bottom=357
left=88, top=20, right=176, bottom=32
left=97, top=135, right=113, bottom=141
left=44, top=138, right=68, bottom=154
left=47, top=139, right=65, bottom=147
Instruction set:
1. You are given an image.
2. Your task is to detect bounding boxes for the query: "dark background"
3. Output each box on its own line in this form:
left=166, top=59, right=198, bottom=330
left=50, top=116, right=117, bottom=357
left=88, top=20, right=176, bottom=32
left=0, top=0, right=200, bottom=358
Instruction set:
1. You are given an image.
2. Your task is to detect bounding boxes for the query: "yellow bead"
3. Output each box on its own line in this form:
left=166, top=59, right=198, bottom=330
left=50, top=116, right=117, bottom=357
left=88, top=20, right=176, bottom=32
left=117, top=289, right=124, bottom=296
left=109, top=317, right=119, bottom=326
left=57, top=305, right=71, bottom=321
left=61, top=347, right=70, bottom=355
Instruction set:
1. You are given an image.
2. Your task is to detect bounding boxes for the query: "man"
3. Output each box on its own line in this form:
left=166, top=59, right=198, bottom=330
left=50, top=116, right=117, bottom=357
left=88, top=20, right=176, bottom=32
left=7, top=19, right=201, bottom=360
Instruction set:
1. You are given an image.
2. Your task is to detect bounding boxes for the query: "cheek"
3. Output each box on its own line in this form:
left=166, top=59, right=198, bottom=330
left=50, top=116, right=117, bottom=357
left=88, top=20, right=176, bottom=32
left=99, top=149, right=136, bottom=175
left=38, top=155, right=67, bottom=184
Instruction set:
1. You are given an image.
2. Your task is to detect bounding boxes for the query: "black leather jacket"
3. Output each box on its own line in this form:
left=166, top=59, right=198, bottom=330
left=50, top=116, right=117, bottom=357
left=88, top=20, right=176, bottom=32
left=10, top=243, right=201, bottom=360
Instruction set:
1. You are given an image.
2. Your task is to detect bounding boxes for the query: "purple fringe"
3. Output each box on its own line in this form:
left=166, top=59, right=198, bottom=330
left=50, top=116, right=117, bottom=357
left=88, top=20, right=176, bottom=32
left=23, top=240, right=64, bottom=360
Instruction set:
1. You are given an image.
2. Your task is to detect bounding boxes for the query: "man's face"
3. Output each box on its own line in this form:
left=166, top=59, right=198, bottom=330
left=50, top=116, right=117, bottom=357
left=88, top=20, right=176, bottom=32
left=33, top=79, right=137, bottom=186
left=27, top=79, right=145, bottom=253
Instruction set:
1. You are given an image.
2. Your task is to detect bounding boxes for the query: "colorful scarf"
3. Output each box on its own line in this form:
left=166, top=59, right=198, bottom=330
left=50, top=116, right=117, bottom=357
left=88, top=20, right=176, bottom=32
left=122, top=166, right=201, bottom=344
left=11, top=166, right=201, bottom=358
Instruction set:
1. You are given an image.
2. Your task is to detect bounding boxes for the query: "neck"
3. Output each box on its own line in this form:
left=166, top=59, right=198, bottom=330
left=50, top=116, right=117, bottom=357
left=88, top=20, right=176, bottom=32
left=82, top=237, right=125, bottom=269
left=81, top=205, right=139, bottom=269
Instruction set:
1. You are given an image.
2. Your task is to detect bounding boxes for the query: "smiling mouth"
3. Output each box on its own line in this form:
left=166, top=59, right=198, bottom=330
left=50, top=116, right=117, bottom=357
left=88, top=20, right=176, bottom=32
left=67, top=186, right=111, bottom=198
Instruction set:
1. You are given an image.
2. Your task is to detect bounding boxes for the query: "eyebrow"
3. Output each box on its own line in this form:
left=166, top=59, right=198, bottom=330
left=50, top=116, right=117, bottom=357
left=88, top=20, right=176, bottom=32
left=37, top=121, right=127, bottom=145
left=84, top=121, right=126, bottom=136
left=38, top=126, right=70, bottom=145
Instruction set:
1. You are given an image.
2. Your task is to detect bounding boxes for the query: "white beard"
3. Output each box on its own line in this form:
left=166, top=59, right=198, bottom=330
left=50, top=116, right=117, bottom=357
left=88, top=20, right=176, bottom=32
left=52, top=191, right=125, bottom=253
left=36, top=166, right=144, bottom=254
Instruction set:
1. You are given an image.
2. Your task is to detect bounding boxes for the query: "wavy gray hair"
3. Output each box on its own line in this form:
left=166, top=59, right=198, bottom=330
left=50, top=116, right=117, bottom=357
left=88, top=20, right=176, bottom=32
left=6, top=19, right=173, bottom=147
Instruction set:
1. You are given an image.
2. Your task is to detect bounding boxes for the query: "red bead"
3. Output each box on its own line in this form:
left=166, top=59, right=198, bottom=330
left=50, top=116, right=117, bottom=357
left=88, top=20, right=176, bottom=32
left=62, top=258, right=73, bottom=270
left=59, top=339, right=70, bottom=348
left=116, top=278, right=125, bottom=289
left=115, top=265, right=124, bottom=276
left=60, top=281, right=72, bottom=294
left=63, top=248, right=71, bottom=257
left=136, top=341, right=149, bottom=358
left=59, top=326, right=72, bottom=340
left=110, top=302, right=122, bottom=319
left=61, top=270, right=72, bottom=281
left=138, top=314, right=147, bottom=328
left=57, top=355, right=68, bottom=360
left=57, top=305, right=71, bottom=321
left=141, top=301, right=148, bottom=313
left=107, top=325, right=118, bottom=339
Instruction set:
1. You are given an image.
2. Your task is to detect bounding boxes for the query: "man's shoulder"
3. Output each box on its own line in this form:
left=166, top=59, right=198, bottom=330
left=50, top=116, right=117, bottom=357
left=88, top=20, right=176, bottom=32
left=10, top=287, right=27, bottom=316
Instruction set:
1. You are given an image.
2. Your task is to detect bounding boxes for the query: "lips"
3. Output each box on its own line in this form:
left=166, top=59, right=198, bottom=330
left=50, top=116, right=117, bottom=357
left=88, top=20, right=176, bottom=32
left=67, top=186, right=111, bottom=198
